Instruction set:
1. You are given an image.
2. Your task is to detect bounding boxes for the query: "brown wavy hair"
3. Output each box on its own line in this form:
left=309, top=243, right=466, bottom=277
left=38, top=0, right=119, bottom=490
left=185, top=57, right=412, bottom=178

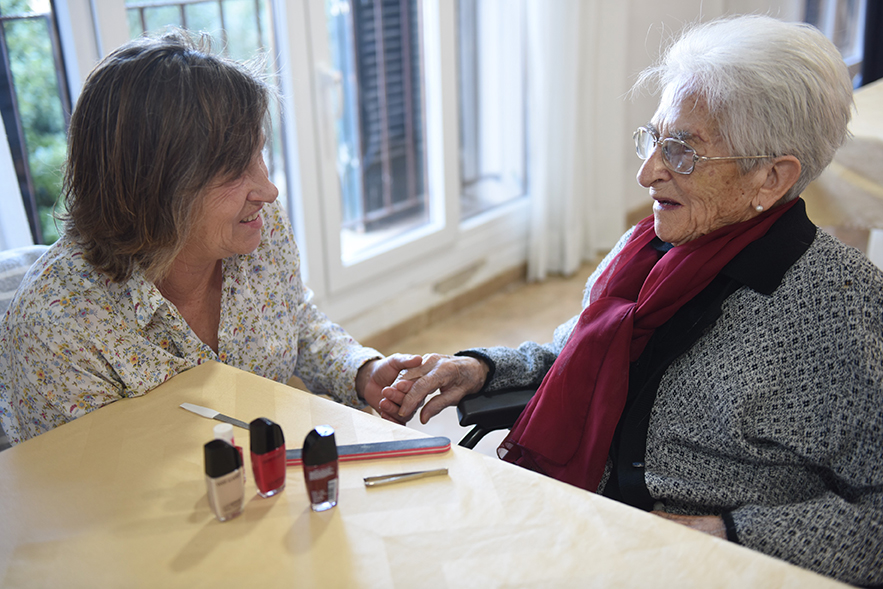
left=62, top=29, right=271, bottom=283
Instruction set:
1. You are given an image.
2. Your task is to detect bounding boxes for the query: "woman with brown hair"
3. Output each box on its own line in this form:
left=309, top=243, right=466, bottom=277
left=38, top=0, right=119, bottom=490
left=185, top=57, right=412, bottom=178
left=0, top=30, right=419, bottom=444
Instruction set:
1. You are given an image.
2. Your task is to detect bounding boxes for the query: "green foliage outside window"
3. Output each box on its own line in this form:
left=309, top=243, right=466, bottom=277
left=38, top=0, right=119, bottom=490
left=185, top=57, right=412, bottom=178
left=2, top=0, right=67, bottom=244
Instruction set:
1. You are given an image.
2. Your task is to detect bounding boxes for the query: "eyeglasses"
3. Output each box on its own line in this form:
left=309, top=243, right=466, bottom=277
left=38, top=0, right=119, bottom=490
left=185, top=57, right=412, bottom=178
left=633, top=126, right=773, bottom=175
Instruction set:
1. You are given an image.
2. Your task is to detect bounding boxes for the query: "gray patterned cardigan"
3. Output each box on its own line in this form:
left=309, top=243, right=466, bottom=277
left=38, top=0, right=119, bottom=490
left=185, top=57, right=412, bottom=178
left=465, top=204, right=883, bottom=586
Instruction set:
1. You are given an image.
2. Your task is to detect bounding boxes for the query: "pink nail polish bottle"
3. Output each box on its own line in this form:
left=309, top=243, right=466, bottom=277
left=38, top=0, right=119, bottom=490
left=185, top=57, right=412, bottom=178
left=302, top=425, right=339, bottom=512
left=204, top=439, right=245, bottom=522
left=250, top=417, right=286, bottom=498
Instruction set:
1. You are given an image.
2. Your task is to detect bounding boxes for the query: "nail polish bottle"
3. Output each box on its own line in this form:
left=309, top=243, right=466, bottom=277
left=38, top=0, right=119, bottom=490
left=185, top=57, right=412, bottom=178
left=204, top=439, right=245, bottom=522
left=302, top=425, right=339, bottom=512
left=250, top=417, right=286, bottom=498
left=214, top=422, right=245, bottom=482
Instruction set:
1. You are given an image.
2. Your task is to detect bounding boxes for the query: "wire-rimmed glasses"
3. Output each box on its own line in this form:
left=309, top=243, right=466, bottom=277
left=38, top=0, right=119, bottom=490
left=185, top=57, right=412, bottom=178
left=633, top=126, right=773, bottom=175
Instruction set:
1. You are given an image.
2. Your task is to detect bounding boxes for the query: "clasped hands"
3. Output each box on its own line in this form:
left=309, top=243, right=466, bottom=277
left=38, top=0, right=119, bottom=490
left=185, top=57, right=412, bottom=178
left=370, top=354, right=489, bottom=425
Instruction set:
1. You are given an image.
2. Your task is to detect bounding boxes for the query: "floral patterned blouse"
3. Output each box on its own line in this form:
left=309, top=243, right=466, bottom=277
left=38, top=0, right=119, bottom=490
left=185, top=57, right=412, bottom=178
left=0, top=201, right=380, bottom=445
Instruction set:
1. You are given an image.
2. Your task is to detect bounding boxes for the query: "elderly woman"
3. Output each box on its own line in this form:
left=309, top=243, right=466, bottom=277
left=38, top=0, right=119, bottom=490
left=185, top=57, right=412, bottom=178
left=0, top=31, right=420, bottom=445
left=383, top=15, right=882, bottom=586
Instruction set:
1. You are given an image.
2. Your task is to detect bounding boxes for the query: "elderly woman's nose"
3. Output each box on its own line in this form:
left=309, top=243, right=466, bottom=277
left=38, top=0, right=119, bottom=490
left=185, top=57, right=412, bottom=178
left=637, top=148, right=668, bottom=188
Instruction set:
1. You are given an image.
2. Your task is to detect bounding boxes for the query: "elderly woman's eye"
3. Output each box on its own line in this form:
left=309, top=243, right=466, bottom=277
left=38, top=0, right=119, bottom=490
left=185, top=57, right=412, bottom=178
left=665, top=141, right=690, bottom=159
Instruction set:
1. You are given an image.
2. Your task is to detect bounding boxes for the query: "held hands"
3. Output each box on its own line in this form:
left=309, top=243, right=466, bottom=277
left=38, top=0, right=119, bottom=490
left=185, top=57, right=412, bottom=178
left=379, top=354, right=489, bottom=425
left=356, top=354, right=422, bottom=424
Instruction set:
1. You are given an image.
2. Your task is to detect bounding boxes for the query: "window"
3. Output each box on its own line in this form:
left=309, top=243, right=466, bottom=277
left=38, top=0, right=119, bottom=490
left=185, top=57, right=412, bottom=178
left=0, top=0, right=70, bottom=245
left=325, top=0, right=430, bottom=260
left=458, top=0, right=526, bottom=220
left=805, top=0, right=867, bottom=82
left=320, top=0, right=528, bottom=264
left=303, top=0, right=530, bottom=304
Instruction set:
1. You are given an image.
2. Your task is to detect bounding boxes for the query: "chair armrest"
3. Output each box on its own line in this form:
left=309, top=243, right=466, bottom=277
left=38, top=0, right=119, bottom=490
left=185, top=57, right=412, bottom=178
left=456, top=388, right=536, bottom=431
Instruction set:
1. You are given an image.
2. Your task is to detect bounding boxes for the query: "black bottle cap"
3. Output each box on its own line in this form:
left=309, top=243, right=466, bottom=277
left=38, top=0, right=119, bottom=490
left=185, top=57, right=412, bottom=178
left=302, top=425, right=338, bottom=466
left=250, top=417, right=285, bottom=454
left=204, top=439, right=242, bottom=478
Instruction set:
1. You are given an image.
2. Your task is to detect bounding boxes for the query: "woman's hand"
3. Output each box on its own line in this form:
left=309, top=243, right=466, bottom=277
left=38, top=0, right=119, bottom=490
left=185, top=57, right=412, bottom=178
left=651, top=512, right=727, bottom=539
left=381, top=354, right=490, bottom=425
left=356, top=354, right=422, bottom=424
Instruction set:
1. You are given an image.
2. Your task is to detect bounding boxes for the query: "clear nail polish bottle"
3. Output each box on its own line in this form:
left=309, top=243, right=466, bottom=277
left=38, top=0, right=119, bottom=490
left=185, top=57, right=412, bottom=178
left=204, top=439, right=245, bottom=522
left=302, top=425, right=339, bottom=512
left=250, top=417, right=286, bottom=498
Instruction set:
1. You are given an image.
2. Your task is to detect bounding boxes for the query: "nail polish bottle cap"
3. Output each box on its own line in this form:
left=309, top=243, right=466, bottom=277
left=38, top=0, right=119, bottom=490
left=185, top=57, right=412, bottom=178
left=213, top=423, right=235, bottom=444
left=249, top=417, right=285, bottom=454
left=204, top=439, right=242, bottom=477
left=302, top=425, right=338, bottom=466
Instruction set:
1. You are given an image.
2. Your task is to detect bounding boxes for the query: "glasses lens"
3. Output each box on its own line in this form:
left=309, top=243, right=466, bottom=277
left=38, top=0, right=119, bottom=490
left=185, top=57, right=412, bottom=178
left=634, top=128, right=654, bottom=159
left=662, top=139, right=695, bottom=174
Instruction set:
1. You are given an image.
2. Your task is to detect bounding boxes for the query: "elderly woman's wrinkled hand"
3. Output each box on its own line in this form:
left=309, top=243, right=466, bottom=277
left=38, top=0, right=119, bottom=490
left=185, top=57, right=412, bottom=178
left=356, top=354, right=423, bottom=424
left=380, top=354, right=489, bottom=425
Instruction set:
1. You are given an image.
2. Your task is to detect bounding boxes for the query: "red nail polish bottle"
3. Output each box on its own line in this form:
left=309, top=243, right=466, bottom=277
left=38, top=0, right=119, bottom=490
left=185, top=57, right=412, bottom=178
left=250, top=417, right=286, bottom=498
left=302, top=425, right=339, bottom=512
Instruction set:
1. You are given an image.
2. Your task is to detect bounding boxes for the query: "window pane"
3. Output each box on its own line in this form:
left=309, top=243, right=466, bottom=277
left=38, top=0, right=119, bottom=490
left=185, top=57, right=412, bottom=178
left=804, top=0, right=866, bottom=64
left=325, top=0, right=430, bottom=262
left=143, top=6, right=183, bottom=33
left=458, top=0, right=527, bottom=220
left=183, top=3, right=223, bottom=39
left=0, top=0, right=70, bottom=244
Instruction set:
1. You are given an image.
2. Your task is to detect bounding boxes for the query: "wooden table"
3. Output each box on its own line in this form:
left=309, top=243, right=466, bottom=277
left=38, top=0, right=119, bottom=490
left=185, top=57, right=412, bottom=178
left=0, top=362, right=845, bottom=587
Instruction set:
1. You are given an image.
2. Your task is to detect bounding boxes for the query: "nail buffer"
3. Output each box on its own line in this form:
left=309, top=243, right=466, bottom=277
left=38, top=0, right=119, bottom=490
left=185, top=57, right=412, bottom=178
left=286, top=436, right=451, bottom=466
left=180, top=403, right=250, bottom=430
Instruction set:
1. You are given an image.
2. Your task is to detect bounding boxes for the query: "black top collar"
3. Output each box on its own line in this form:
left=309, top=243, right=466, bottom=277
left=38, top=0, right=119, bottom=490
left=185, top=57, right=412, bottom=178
left=651, top=199, right=817, bottom=295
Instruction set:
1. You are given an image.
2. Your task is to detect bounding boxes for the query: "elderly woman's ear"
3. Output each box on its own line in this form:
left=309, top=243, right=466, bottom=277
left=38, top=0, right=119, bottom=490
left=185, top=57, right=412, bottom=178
left=755, top=155, right=801, bottom=210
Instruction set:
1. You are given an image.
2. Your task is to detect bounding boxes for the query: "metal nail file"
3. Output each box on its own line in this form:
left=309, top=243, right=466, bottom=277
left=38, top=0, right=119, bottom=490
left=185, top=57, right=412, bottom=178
left=180, top=403, right=250, bottom=430
left=363, top=468, right=449, bottom=487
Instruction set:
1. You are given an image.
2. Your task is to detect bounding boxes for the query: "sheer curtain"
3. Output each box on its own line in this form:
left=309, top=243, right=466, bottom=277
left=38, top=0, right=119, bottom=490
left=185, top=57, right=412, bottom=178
left=525, top=1, right=629, bottom=281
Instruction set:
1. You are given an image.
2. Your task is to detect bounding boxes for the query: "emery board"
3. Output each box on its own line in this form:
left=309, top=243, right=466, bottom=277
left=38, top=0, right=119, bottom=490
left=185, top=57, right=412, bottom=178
left=286, top=435, right=451, bottom=466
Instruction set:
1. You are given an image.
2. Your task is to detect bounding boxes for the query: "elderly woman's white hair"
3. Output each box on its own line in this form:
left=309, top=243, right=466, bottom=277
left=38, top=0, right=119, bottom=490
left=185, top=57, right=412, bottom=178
left=633, top=15, right=853, bottom=202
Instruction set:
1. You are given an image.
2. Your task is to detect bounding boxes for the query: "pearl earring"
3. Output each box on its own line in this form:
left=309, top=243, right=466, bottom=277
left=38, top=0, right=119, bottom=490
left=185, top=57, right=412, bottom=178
left=755, top=205, right=764, bottom=212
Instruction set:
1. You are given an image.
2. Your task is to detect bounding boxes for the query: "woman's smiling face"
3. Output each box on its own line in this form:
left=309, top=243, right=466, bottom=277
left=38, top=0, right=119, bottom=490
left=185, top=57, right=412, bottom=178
left=637, top=92, right=766, bottom=246
left=185, top=152, right=279, bottom=264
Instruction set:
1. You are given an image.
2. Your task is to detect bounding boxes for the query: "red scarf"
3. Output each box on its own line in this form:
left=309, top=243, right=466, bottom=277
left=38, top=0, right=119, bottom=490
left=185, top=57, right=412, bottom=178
left=498, top=199, right=799, bottom=491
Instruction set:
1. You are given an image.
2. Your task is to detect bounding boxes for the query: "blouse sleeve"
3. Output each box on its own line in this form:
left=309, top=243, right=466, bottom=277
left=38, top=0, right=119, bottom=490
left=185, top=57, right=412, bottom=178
left=0, top=309, right=125, bottom=444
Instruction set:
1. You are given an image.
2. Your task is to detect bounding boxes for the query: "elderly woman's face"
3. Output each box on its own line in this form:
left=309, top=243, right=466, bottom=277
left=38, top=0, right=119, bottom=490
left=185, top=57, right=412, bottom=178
left=637, top=94, right=765, bottom=246
left=187, top=152, right=279, bottom=262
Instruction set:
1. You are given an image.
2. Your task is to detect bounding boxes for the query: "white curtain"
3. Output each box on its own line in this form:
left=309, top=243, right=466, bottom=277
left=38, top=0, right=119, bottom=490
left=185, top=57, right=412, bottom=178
left=525, top=1, right=630, bottom=281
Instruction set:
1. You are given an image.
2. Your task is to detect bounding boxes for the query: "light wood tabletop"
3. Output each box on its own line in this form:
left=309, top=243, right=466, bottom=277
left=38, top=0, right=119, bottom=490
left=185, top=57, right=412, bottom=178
left=0, top=362, right=846, bottom=588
